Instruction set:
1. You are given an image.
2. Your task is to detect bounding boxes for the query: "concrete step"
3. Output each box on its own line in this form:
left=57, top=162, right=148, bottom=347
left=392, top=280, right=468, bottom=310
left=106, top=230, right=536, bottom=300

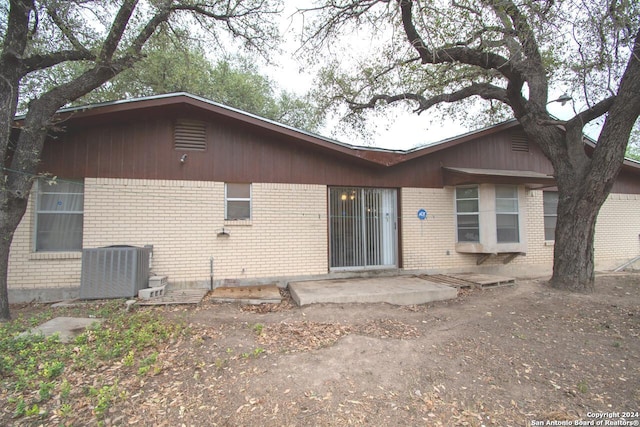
left=288, top=276, right=457, bottom=306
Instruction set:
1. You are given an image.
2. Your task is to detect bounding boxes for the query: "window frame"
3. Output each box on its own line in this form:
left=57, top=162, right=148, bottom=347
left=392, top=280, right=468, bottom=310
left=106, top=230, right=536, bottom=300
left=454, top=184, right=527, bottom=255
left=495, top=185, right=520, bottom=243
left=455, top=185, right=480, bottom=243
left=224, top=183, right=252, bottom=221
left=33, top=178, right=84, bottom=252
left=543, top=191, right=559, bottom=241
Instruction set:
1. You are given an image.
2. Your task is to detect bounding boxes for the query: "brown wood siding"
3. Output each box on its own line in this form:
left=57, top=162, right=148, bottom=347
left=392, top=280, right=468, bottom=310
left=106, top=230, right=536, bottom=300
left=38, top=113, right=640, bottom=193
left=612, top=168, right=640, bottom=194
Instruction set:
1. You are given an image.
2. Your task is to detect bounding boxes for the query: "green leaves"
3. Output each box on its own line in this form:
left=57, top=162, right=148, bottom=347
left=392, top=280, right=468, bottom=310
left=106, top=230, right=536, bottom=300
left=0, top=304, right=186, bottom=424
left=302, top=0, right=639, bottom=134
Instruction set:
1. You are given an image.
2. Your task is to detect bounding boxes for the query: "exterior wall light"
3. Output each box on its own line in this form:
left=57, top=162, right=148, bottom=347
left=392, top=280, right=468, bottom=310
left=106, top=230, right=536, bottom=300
left=548, top=93, right=572, bottom=106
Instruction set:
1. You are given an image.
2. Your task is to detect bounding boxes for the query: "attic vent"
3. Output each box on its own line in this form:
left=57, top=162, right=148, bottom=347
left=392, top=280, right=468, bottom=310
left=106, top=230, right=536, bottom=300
left=174, top=119, right=207, bottom=151
left=511, top=132, right=529, bottom=152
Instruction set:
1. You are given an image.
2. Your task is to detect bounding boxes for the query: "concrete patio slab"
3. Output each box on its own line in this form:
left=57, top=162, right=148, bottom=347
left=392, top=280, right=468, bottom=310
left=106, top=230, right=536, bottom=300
left=20, top=317, right=104, bottom=343
left=288, top=276, right=458, bottom=306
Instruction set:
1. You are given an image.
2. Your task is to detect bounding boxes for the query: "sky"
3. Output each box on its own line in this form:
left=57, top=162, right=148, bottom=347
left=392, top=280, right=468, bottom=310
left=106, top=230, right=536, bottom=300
left=261, top=7, right=582, bottom=151
left=257, top=5, right=459, bottom=151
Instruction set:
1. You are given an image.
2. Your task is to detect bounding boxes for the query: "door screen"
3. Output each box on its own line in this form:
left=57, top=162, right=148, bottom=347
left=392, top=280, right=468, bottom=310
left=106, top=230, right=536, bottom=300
left=329, top=187, right=397, bottom=270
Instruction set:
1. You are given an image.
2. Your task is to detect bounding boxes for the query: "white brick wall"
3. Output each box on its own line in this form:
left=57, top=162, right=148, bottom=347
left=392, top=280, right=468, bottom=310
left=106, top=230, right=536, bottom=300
left=593, top=193, right=640, bottom=268
left=8, top=192, right=83, bottom=290
left=401, top=187, right=640, bottom=274
left=83, top=179, right=328, bottom=287
left=7, top=180, right=640, bottom=292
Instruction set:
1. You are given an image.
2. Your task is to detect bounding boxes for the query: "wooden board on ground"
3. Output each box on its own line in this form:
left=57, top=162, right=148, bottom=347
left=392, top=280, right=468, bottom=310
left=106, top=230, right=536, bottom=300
left=421, top=274, right=477, bottom=288
left=449, top=273, right=515, bottom=288
left=138, top=289, right=209, bottom=306
left=422, top=273, right=515, bottom=289
left=209, top=284, right=282, bottom=304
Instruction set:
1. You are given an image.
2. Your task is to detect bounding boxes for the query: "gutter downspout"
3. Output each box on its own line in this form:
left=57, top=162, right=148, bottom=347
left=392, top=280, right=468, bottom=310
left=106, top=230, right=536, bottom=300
left=210, top=256, right=214, bottom=290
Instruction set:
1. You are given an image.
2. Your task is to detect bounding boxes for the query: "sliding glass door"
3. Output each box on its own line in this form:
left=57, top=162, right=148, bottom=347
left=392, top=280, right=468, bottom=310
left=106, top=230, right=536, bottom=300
left=329, top=187, right=398, bottom=270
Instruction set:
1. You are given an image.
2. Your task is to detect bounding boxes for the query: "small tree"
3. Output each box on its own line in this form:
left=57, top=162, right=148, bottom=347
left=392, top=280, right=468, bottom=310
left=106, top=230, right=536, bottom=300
left=0, top=0, right=281, bottom=320
left=301, top=0, right=640, bottom=292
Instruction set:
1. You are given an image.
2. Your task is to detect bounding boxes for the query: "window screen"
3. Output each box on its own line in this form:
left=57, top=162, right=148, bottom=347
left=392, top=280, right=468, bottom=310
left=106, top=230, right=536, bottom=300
left=543, top=191, right=558, bottom=241
left=495, top=185, right=519, bottom=243
left=225, top=183, right=251, bottom=220
left=456, top=186, right=480, bottom=242
left=35, top=179, right=84, bottom=251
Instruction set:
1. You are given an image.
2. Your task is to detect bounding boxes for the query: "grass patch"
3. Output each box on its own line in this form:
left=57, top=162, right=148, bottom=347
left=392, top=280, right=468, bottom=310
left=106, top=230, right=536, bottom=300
left=0, top=303, right=186, bottom=424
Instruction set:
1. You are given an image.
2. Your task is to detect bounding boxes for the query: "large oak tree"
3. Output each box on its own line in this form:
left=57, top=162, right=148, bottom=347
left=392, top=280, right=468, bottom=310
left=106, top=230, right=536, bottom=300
left=301, top=0, right=640, bottom=292
left=34, top=30, right=323, bottom=131
left=0, top=0, right=281, bottom=320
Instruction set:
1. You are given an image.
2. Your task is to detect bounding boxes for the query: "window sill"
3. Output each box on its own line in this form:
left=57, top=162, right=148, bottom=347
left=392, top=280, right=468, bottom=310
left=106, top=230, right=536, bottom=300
left=544, top=240, right=555, bottom=246
left=224, top=219, right=252, bottom=226
left=456, top=241, right=527, bottom=254
left=30, top=252, right=82, bottom=260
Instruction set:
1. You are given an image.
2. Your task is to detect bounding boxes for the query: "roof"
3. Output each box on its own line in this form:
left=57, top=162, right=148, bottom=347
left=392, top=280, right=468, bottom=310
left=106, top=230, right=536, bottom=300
left=43, top=92, right=640, bottom=172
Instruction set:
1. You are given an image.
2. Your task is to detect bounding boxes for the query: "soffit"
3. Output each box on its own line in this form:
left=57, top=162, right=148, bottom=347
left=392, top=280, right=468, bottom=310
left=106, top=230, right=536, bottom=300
left=442, top=167, right=556, bottom=188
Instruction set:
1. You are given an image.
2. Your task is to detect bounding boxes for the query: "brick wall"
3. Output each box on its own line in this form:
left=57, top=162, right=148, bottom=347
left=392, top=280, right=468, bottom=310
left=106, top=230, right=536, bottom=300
left=8, top=179, right=328, bottom=291
left=8, top=192, right=83, bottom=290
left=593, top=193, right=640, bottom=268
left=82, top=179, right=328, bottom=287
left=8, top=181, right=640, bottom=293
left=401, top=187, right=640, bottom=275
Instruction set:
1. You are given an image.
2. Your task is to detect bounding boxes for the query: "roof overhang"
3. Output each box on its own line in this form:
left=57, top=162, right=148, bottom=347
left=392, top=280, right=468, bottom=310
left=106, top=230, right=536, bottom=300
left=16, top=92, right=639, bottom=174
left=36, top=92, right=404, bottom=167
left=442, top=167, right=556, bottom=188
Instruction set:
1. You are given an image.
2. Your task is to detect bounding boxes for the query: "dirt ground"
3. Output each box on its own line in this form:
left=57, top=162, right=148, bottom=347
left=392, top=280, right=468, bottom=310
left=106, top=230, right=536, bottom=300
left=7, top=273, right=640, bottom=426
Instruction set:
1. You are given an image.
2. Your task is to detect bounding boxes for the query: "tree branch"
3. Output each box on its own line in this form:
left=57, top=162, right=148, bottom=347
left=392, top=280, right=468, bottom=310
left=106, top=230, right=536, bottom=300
left=98, top=0, right=138, bottom=62
left=127, top=1, right=174, bottom=58
left=486, top=0, right=547, bottom=103
left=299, top=0, right=390, bottom=49
left=46, top=5, right=92, bottom=56
left=348, top=82, right=509, bottom=114
left=172, top=0, right=281, bottom=49
left=20, top=50, right=97, bottom=75
left=1, top=0, right=33, bottom=63
left=590, top=28, right=640, bottom=176
left=398, top=0, right=522, bottom=84
left=1, top=0, right=33, bottom=164
left=565, top=96, right=616, bottom=132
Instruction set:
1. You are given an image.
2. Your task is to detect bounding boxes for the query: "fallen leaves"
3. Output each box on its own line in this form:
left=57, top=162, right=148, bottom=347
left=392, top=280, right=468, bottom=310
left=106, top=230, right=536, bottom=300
left=254, top=319, right=420, bottom=354
left=4, top=274, right=640, bottom=427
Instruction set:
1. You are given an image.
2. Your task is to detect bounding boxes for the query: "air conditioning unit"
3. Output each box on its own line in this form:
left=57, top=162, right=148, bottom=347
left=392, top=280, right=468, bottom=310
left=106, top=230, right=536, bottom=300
left=80, top=246, right=151, bottom=299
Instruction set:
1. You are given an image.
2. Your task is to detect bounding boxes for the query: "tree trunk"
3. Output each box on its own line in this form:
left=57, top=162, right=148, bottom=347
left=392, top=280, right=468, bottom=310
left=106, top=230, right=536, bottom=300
left=549, top=190, right=601, bottom=292
left=550, top=29, right=640, bottom=292
left=0, top=190, right=29, bottom=321
left=519, top=114, right=614, bottom=293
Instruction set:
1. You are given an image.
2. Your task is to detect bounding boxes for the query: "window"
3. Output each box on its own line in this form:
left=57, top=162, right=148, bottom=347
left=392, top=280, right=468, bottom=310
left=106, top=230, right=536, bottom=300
left=543, top=191, right=558, bottom=241
left=35, top=179, right=84, bottom=252
left=225, top=183, right=251, bottom=220
left=456, top=186, right=480, bottom=242
left=455, top=184, right=526, bottom=254
left=495, top=185, right=519, bottom=243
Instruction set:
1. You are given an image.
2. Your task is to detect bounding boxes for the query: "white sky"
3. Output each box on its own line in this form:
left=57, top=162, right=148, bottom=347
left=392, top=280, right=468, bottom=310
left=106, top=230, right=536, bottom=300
left=264, top=53, right=581, bottom=150
left=261, top=5, right=587, bottom=150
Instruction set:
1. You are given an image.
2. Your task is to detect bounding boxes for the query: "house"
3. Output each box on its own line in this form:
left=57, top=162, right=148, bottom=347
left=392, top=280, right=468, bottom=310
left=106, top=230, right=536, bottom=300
left=8, top=92, right=640, bottom=302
